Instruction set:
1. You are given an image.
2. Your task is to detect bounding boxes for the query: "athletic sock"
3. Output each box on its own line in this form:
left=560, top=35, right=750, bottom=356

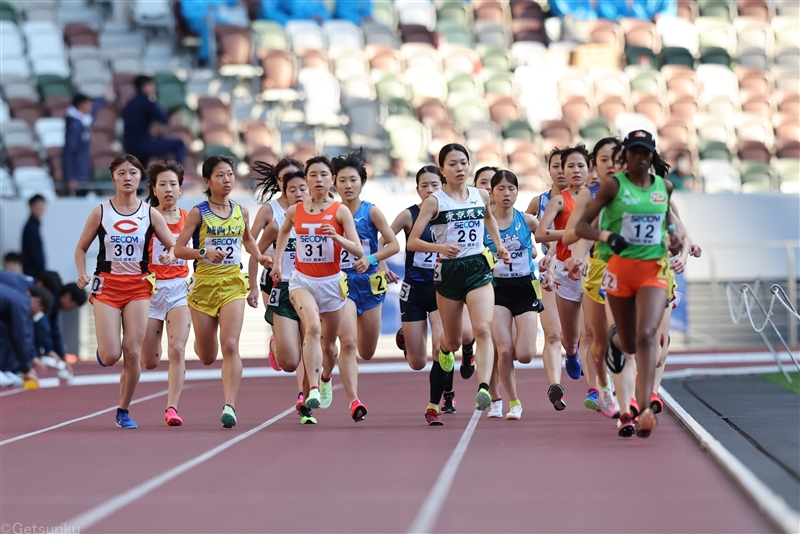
left=509, top=399, right=521, bottom=408
left=429, top=361, right=447, bottom=405
left=444, top=368, right=454, bottom=392
left=462, top=340, right=474, bottom=362
left=478, top=382, right=489, bottom=392
left=321, top=374, right=331, bottom=383
left=426, top=403, right=440, bottom=413
left=597, top=380, right=611, bottom=391
left=492, top=397, right=502, bottom=403
left=117, top=408, right=128, bottom=415
left=310, top=385, right=320, bottom=392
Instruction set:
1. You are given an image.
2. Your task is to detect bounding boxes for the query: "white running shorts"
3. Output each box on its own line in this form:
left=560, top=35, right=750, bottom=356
left=148, top=278, right=188, bottom=320
left=288, top=270, right=347, bottom=314
left=554, top=260, right=584, bottom=303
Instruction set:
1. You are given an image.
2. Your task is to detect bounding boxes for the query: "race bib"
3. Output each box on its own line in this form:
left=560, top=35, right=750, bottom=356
left=105, top=235, right=143, bottom=263
left=413, top=251, right=438, bottom=270
left=297, top=235, right=335, bottom=264
left=433, top=261, right=442, bottom=282
left=601, top=269, right=617, bottom=293
left=450, top=220, right=482, bottom=251
left=620, top=213, right=664, bottom=246
left=144, top=272, right=158, bottom=294
left=91, top=275, right=104, bottom=295
left=340, top=239, right=370, bottom=270
left=339, top=273, right=349, bottom=297
left=268, top=286, right=280, bottom=307
left=482, top=247, right=499, bottom=270
left=204, top=237, right=242, bottom=265
left=187, top=276, right=196, bottom=295
left=493, top=248, right=531, bottom=278
left=151, top=235, right=185, bottom=266
left=399, top=281, right=411, bottom=302
left=370, top=271, right=387, bottom=295
left=260, top=268, right=270, bottom=287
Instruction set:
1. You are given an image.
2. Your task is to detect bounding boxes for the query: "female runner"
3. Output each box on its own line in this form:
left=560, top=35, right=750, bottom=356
left=175, top=155, right=271, bottom=428
left=247, top=157, right=306, bottom=410
left=75, top=154, right=177, bottom=429
left=576, top=130, right=677, bottom=438
left=407, top=144, right=510, bottom=413
left=525, top=148, right=568, bottom=410
left=485, top=170, right=542, bottom=420
left=272, top=155, right=363, bottom=418
left=141, top=160, right=191, bottom=426
left=333, top=148, right=400, bottom=422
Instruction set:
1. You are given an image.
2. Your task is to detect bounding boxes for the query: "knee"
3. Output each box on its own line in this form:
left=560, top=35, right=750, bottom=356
left=340, top=337, right=357, bottom=355
left=472, top=322, right=491, bottom=341
left=545, top=331, right=562, bottom=346
left=497, top=346, right=514, bottom=363
left=143, top=354, right=160, bottom=370
left=220, top=340, right=239, bottom=358
left=516, top=349, right=534, bottom=364
left=408, top=358, right=426, bottom=371
left=168, top=345, right=185, bottom=363
left=635, top=330, right=656, bottom=351
left=303, top=322, right=322, bottom=341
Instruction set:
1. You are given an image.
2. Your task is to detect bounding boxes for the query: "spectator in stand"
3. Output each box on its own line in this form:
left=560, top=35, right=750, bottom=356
left=180, top=0, right=240, bottom=63
left=667, top=153, right=697, bottom=191
left=122, top=76, right=187, bottom=168
left=259, top=0, right=331, bottom=24
left=0, top=269, right=33, bottom=293
left=0, top=285, right=52, bottom=388
left=335, top=0, right=372, bottom=25
left=596, top=0, right=676, bottom=20
left=548, top=0, right=598, bottom=20
left=2, top=252, right=25, bottom=274
left=64, top=93, right=105, bottom=196
left=21, top=194, right=46, bottom=278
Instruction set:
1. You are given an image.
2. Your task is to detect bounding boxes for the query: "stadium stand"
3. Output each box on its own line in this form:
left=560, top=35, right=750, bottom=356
left=0, top=0, right=797, bottom=195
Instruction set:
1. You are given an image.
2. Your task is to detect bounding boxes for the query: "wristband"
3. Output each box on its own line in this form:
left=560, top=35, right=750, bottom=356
left=367, top=254, right=377, bottom=264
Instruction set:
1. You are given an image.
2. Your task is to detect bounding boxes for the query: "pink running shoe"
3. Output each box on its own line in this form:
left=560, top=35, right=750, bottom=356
left=295, top=392, right=304, bottom=413
left=268, top=335, right=282, bottom=371
left=165, top=407, right=183, bottom=426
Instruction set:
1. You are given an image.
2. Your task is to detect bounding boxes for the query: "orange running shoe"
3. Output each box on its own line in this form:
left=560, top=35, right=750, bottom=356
left=165, top=407, right=183, bottom=426
left=425, top=407, right=443, bottom=426
left=350, top=399, right=367, bottom=422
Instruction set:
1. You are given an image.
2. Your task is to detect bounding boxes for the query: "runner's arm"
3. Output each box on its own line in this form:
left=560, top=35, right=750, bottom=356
left=481, top=189, right=510, bottom=263
left=247, top=203, right=274, bottom=293
left=533, top=196, right=564, bottom=243
left=74, top=206, right=102, bottom=289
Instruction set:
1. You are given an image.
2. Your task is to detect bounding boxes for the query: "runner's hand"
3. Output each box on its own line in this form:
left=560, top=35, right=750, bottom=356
left=270, top=266, right=282, bottom=283
left=565, top=257, right=583, bottom=280
left=77, top=274, right=92, bottom=290
left=541, top=270, right=554, bottom=292
left=353, top=257, right=371, bottom=274
left=670, top=255, right=686, bottom=275
left=384, top=268, right=400, bottom=284
left=246, top=287, right=259, bottom=308
left=439, top=244, right=461, bottom=259
left=205, top=249, right=226, bottom=263
left=257, top=253, right=273, bottom=269
left=689, top=243, right=702, bottom=258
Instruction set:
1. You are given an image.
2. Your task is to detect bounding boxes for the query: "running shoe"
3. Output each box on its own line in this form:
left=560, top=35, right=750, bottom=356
left=425, top=407, right=443, bottom=426
left=650, top=392, right=663, bottom=414
left=115, top=410, right=138, bottom=429
left=221, top=405, right=237, bottom=428
left=438, top=350, right=455, bottom=373
left=268, top=335, right=282, bottom=371
left=165, top=407, right=183, bottom=426
left=487, top=399, right=503, bottom=418
left=583, top=388, right=600, bottom=411
left=442, top=391, right=457, bottom=413
left=350, top=399, right=367, bottom=422
left=605, top=325, right=625, bottom=373
left=476, top=388, right=492, bottom=411
left=295, top=392, right=304, bottom=413
left=618, top=413, right=635, bottom=437
left=598, top=386, right=620, bottom=419
left=505, top=402, right=523, bottom=420
left=636, top=408, right=658, bottom=438
left=0, top=372, right=12, bottom=388
left=629, top=397, right=640, bottom=418
left=547, top=383, right=566, bottom=411
left=96, top=349, right=107, bottom=368
left=300, top=406, right=317, bottom=424
left=565, top=351, right=582, bottom=380
left=320, top=378, right=333, bottom=409
left=460, top=341, right=475, bottom=379
left=306, top=388, right=321, bottom=409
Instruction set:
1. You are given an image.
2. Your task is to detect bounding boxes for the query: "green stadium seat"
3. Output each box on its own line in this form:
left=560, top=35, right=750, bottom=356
left=625, top=46, right=658, bottom=69
left=501, top=119, right=534, bottom=141
left=739, top=161, right=774, bottom=192
left=699, top=139, right=733, bottom=161
left=483, top=71, right=517, bottom=96
left=252, top=20, right=289, bottom=53
left=451, top=97, right=489, bottom=126
left=154, top=72, right=186, bottom=112
left=372, top=2, right=398, bottom=30
left=376, top=73, right=409, bottom=101
left=436, top=20, right=473, bottom=47
left=775, top=158, right=800, bottom=193
left=698, top=0, right=737, bottom=22
left=661, top=47, right=695, bottom=67
left=447, top=73, right=483, bottom=106
left=203, top=144, right=237, bottom=163
left=700, top=47, right=731, bottom=66
left=36, top=75, right=73, bottom=99
left=386, top=97, right=415, bottom=117
left=477, top=45, right=513, bottom=71
left=436, top=1, right=473, bottom=26
left=579, top=118, right=614, bottom=140
left=0, top=1, right=18, bottom=22
left=384, top=115, right=427, bottom=162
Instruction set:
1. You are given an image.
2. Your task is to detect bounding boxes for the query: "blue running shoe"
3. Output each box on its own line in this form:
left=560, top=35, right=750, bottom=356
left=583, top=389, right=600, bottom=411
left=96, top=349, right=107, bottom=367
left=565, top=352, right=582, bottom=380
left=115, top=410, right=138, bottom=429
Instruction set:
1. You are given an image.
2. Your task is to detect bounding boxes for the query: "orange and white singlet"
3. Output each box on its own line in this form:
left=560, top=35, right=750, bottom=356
left=554, top=190, right=577, bottom=262
left=95, top=200, right=153, bottom=276
left=293, top=201, right=344, bottom=278
left=149, top=208, right=189, bottom=280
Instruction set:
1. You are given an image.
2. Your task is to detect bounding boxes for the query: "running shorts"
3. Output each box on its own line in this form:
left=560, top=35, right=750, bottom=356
left=90, top=273, right=152, bottom=310
left=582, top=257, right=607, bottom=305
left=604, top=255, right=669, bottom=298
left=494, top=276, right=544, bottom=316
left=265, top=281, right=299, bottom=324
left=346, top=271, right=387, bottom=315
left=188, top=272, right=248, bottom=317
left=259, top=267, right=274, bottom=294
left=399, top=278, right=437, bottom=322
left=435, top=254, right=493, bottom=301
left=288, top=270, right=347, bottom=314
left=553, top=259, right=583, bottom=303
left=149, top=278, right=188, bottom=320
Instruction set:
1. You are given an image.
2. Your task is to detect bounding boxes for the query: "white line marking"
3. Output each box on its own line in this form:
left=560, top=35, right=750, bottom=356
left=63, top=405, right=296, bottom=532
left=662, top=365, right=787, bottom=380
left=0, top=389, right=169, bottom=447
left=407, top=409, right=482, bottom=534
left=0, top=378, right=61, bottom=396
left=659, top=387, right=800, bottom=534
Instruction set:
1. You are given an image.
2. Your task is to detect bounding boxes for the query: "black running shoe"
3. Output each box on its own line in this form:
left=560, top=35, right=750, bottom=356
left=459, top=341, right=475, bottom=379
left=606, top=325, right=625, bottom=374
left=442, top=391, right=457, bottom=413
left=547, top=383, right=567, bottom=411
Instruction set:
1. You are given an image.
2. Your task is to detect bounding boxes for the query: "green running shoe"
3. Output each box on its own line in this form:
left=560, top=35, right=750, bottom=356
left=475, top=387, right=492, bottom=411
left=320, top=378, right=333, bottom=409
left=300, top=406, right=317, bottom=424
left=220, top=405, right=237, bottom=428
left=438, top=349, right=455, bottom=373
left=306, top=388, right=321, bottom=409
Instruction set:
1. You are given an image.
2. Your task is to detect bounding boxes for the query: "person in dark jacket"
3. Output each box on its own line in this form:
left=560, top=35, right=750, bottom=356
left=0, top=285, right=51, bottom=386
left=121, top=75, right=187, bottom=167
left=63, top=93, right=105, bottom=195
left=21, top=194, right=46, bottom=278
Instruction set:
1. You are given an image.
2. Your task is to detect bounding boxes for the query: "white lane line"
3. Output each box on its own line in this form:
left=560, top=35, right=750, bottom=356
left=0, top=378, right=61, bottom=396
left=0, top=389, right=169, bottom=447
left=662, top=364, right=786, bottom=380
left=407, top=409, right=482, bottom=534
left=660, top=387, right=800, bottom=534
left=63, top=405, right=296, bottom=532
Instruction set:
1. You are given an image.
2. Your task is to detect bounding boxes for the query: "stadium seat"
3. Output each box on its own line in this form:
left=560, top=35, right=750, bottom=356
left=698, top=0, right=737, bottom=22
left=297, top=68, right=341, bottom=125
left=384, top=115, right=428, bottom=163
left=695, top=17, right=737, bottom=57
left=734, top=17, right=775, bottom=58
left=37, top=75, right=73, bottom=100
left=406, top=69, right=448, bottom=101
left=362, top=22, right=399, bottom=48
left=334, top=49, right=369, bottom=80
left=5, top=146, right=43, bottom=170
left=660, top=116, right=696, bottom=145
left=475, top=20, right=510, bottom=47
left=669, top=94, right=702, bottom=121
left=736, top=48, right=769, bottom=70
left=7, top=97, right=43, bottom=128
left=541, top=119, right=573, bottom=147
left=436, top=20, right=474, bottom=47
left=501, top=119, right=535, bottom=141
left=661, top=47, right=696, bottom=67
left=64, top=23, right=99, bottom=47
left=13, top=167, right=57, bottom=201
left=773, top=45, right=800, bottom=68
left=775, top=158, right=800, bottom=193
left=705, top=94, right=740, bottom=119
left=622, top=19, right=661, bottom=54
left=739, top=160, right=774, bottom=192
left=132, top=0, right=173, bottom=29
left=772, top=16, right=800, bottom=46
left=657, top=16, right=699, bottom=56
left=286, top=20, right=326, bottom=51
left=696, top=64, right=740, bottom=102
left=395, top=0, right=436, bottom=32
left=451, top=97, right=490, bottom=126
left=341, top=75, right=375, bottom=100
left=416, top=97, right=450, bottom=125
left=22, top=4, right=57, bottom=25
left=738, top=140, right=772, bottom=164
left=524, top=96, right=562, bottom=131
left=484, top=71, right=517, bottom=97
left=699, top=138, right=733, bottom=160
left=429, top=119, right=461, bottom=155
left=489, top=95, right=523, bottom=123
left=589, top=20, right=624, bottom=52
left=615, top=112, right=657, bottom=138
left=253, top=20, right=289, bottom=55
left=399, top=23, right=434, bottom=46
left=777, top=91, right=799, bottom=117
left=580, top=117, right=614, bottom=141
left=560, top=95, right=593, bottom=129
left=260, top=49, right=298, bottom=95
left=699, top=159, right=740, bottom=193
left=464, top=120, right=500, bottom=143
left=376, top=72, right=409, bottom=101
left=511, top=19, right=547, bottom=45
left=627, top=67, right=667, bottom=98
left=772, top=66, right=799, bottom=92
left=0, top=27, right=25, bottom=59
left=447, top=73, right=484, bottom=106
left=402, top=42, right=442, bottom=72
left=215, top=24, right=254, bottom=74
left=467, top=139, right=506, bottom=166
left=440, top=44, right=479, bottom=75
left=776, top=139, right=800, bottom=159
left=32, top=56, right=70, bottom=78
left=741, top=91, right=774, bottom=118
left=154, top=73, right=186, bottom=112
left=0, top=56, right=31, bottom=80
left=371, top=2, right=398, bottom=30
left=0, top=168, right=15, bottom=198
left=437, top=1, right=473, bottom=26
left=478, top=45, right=514, bottom=71
left=633, top=93, right=668, bottom=128
left=299, top=49, right=331, bottom=71
left=324, top=20, right=365, bottom=53
left=737, top=0, right=773, bottom=22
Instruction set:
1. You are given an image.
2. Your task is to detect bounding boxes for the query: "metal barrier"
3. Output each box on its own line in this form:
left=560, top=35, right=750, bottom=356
left=725, top=279, right=800, bottom=382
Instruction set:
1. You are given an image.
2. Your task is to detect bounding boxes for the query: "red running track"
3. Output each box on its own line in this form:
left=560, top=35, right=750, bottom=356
left=0, top=366, right=773, bottom=533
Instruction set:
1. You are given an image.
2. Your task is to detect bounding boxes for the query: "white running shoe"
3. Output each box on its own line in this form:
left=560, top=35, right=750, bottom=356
left=320, top=378, right=333, bottom=409
left=598, top=385, right=620, bottom=418
left=4, top=371, right=23, bottom=387
left=505, top=403, right=523, bottom=420
left=0, top=372, right=12, bottom=388
left=487, top=400, right=503, bottom=418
